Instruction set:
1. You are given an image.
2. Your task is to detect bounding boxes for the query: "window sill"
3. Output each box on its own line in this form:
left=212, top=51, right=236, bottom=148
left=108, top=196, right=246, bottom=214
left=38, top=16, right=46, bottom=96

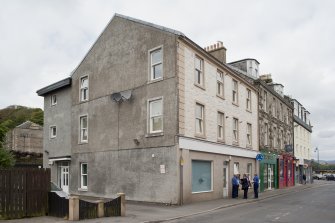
left=145, top=132, right=164, bottom=138
left=232, top=102, right=239, bottom=107
left=78, top=188, right=88, bottom=192
left=246, top=145, right=253, bottom=149
left=195, top=133, right=206, bottom=139
left=194, top=83, right=205, bottom=91
left=147, top=77, right=164, bottom=84
left=232, top=141, right=239, bottom=146
left=246, top=109, right=252, bottom=113
left=217, top=139, right=225, bottom=144
left=78, top=141, right=88, bottom=145
left=79, top=100, right=89, bottom=104
left=192, top=190, right=213, bottom=194
left=216, top=94, right=225, bottom=100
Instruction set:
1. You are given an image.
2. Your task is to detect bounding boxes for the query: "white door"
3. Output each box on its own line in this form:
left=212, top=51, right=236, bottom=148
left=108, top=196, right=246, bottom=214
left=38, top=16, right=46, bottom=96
left=268, top=167, right=272, bottom=190
left=223, top=166, right=228, bottom=197
left=60, top=166, right=69, bottom=193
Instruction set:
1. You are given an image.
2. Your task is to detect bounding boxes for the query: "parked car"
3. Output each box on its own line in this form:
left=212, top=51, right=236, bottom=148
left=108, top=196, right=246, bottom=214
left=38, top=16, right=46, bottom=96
left=313, top=174, right=326, bottom=180
left=326, top=174, right=335, bottom=181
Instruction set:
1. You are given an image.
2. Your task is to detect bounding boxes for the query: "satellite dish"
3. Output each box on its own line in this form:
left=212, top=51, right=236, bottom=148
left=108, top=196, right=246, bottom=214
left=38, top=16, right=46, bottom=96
left=120, top=90, right=132, bottom=100
left=111, top=92, right=122, bottom=102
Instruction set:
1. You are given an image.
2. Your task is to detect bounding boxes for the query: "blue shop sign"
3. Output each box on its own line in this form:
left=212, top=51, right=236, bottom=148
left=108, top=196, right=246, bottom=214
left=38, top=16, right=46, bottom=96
left=256, top=153, right=264, bottom=161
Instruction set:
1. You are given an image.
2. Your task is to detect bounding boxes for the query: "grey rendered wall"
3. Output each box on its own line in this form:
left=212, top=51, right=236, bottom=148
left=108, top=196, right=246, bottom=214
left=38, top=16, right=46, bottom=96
left=181, top=149, right=257, bottom=203
left=71, top=146, right=179, bottom=203
left=69, top=16, right=180, bottom=203
left=43, top=87, right=72, bottom=182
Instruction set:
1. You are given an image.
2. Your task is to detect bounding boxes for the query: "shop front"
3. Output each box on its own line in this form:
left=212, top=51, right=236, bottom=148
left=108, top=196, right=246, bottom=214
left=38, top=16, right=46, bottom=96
left=278, top=153, right=295, bottom=189
left=259, top=152, right=278, bottom=192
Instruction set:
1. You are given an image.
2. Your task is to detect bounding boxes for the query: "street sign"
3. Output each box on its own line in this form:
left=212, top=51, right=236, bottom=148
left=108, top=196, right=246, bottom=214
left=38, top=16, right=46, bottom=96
left=256, top=153, right=264, bottom=161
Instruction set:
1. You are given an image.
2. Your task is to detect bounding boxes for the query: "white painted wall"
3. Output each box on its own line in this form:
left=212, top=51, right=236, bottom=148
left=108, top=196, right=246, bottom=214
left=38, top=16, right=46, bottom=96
left=294, top=123, right=312, bottom=160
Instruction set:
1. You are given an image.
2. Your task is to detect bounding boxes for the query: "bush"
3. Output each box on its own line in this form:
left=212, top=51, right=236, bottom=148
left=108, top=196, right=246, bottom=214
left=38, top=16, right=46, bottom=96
left=0, top=148, right=15, bottom=168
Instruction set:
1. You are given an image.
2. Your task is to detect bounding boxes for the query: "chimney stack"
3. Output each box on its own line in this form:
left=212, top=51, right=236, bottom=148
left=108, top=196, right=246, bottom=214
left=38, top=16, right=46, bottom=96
left=204, top=41, right=227, bottom=64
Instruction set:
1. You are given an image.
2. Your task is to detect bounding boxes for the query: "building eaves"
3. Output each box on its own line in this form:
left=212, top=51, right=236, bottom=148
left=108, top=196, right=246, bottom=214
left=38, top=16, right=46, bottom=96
left=228, top=58, right=260, bottom=65
left=294, top=115, right=312, bottom=132
left=115, top=14, right=185, bottom=37
left=36, top=77, right=71, bottom=96
left=69, top=13, right=185, bottom=77
left=16, top=121, right=42, bottom=129
left=254, top=79, right=293, bottom=108
left=179, top=36, right=258, bottom=92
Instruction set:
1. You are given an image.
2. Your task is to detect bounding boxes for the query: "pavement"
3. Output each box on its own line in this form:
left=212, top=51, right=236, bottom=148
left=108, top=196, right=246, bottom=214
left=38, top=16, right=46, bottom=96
left=1, top=180, right=331, bottom=223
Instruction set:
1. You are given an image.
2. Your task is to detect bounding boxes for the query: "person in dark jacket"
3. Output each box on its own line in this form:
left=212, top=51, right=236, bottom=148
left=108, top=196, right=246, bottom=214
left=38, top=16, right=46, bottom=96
left=253, top=173, right=259, bottom=198
left=241, top=174, right=250, bottom=199
left=303, top=174, right=306, bottom=184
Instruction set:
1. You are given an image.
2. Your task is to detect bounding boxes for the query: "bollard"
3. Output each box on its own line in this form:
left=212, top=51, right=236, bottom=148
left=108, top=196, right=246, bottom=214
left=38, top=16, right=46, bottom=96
left=117, top=193, right=126, bottom=216
left=68, top=196, right=79, bottom=221
left=97, top=200, right=104, bottom=218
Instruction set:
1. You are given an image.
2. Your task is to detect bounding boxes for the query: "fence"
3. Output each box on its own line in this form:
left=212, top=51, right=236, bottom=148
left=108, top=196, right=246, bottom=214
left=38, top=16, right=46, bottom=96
left=48, top=192, right=68, bottom=218
left=104, top=196, right=121, bottom=217
left=68, top=193, right=125, bottom=221
left=0, top=168, right=50, bottom=219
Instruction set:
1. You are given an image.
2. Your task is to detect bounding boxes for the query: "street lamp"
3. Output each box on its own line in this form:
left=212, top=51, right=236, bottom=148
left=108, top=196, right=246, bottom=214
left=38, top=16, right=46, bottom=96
left=314, top=147, right=319, bottom=172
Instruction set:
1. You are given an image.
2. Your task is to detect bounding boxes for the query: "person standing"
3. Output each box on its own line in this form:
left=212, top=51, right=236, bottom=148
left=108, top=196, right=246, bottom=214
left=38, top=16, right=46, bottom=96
left=253, top=173, right=259, bottom=198
left=303, top=174, right=306, bottom=184
left=231, top=175, right=239, bottom=198
left=241, top=174, right=250, bottom=199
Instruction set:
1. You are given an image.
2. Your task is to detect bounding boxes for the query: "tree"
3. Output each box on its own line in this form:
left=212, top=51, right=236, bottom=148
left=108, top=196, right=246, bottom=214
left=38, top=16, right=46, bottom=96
left=0, top=124, right=8, bottom=147
left=30, top=109, right=44, bottom=126
left=0, top=147, right=15, bottom=168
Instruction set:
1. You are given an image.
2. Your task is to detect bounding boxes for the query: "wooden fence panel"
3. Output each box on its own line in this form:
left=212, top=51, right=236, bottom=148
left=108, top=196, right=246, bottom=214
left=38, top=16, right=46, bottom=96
left=79, top=200, right=98, bottom=220
left=48, top=192, right=68, bottom=218
left=0, top=168, right=50, bottom=220
left=104, top=197, right=121, bottom=217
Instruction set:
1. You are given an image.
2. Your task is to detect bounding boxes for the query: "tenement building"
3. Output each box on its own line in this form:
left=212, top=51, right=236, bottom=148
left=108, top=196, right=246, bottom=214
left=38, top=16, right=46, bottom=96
left=291, top=99, right=313, bottom=184
left=229, top=61, right=294, bottom=192
left=37, top=14, right=259, bottom=204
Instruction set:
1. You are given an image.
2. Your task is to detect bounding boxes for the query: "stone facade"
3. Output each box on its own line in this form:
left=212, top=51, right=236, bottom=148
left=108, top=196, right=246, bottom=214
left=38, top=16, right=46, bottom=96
left=5, top=121, right=43, bottom=154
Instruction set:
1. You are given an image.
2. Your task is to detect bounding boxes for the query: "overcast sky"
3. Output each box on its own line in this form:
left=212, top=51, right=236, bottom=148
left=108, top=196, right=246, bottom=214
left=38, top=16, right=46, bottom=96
left=0, top=0, right=334, bottom=160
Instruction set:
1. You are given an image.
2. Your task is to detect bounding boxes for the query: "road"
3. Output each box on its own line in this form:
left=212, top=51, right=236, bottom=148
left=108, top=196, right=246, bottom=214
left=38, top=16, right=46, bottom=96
left=168, top=182, right=335, bottom=223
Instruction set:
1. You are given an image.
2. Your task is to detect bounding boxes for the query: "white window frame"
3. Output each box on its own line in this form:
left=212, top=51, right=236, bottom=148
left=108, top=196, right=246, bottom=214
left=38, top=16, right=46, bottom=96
left=148, top=97, right=163, bottom=134
left=80, top=76, right=89, bottom=102
left=246, top=89, right=251, bottom=111
left=233, top=118, right=239, bottom=143
left=232, top=80, right=238, bottom=104
left=247, top=123, right=252, bottom=147
left=149, top=46, right=163, bottom=81
left=216, top=70, right=224, bottom=98
left=233, top=162, right=239, bottom=175
left=194, top=56, right=204, bottom=88
left=217, top=112, right=225, bottom=141
left=80, top=163, right=88, bottom=190
left=51, top=94, right=57, bottom=106
left=79, top=115, right=88, bottom=143
left=50, top=126, right=57, bottom=139
left=195, top=103, right=205, bottom=136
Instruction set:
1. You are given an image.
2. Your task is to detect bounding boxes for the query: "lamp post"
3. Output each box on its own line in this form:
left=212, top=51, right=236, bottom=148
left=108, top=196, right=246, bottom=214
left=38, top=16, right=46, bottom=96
left=314, top=147, right=319, bottom=172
